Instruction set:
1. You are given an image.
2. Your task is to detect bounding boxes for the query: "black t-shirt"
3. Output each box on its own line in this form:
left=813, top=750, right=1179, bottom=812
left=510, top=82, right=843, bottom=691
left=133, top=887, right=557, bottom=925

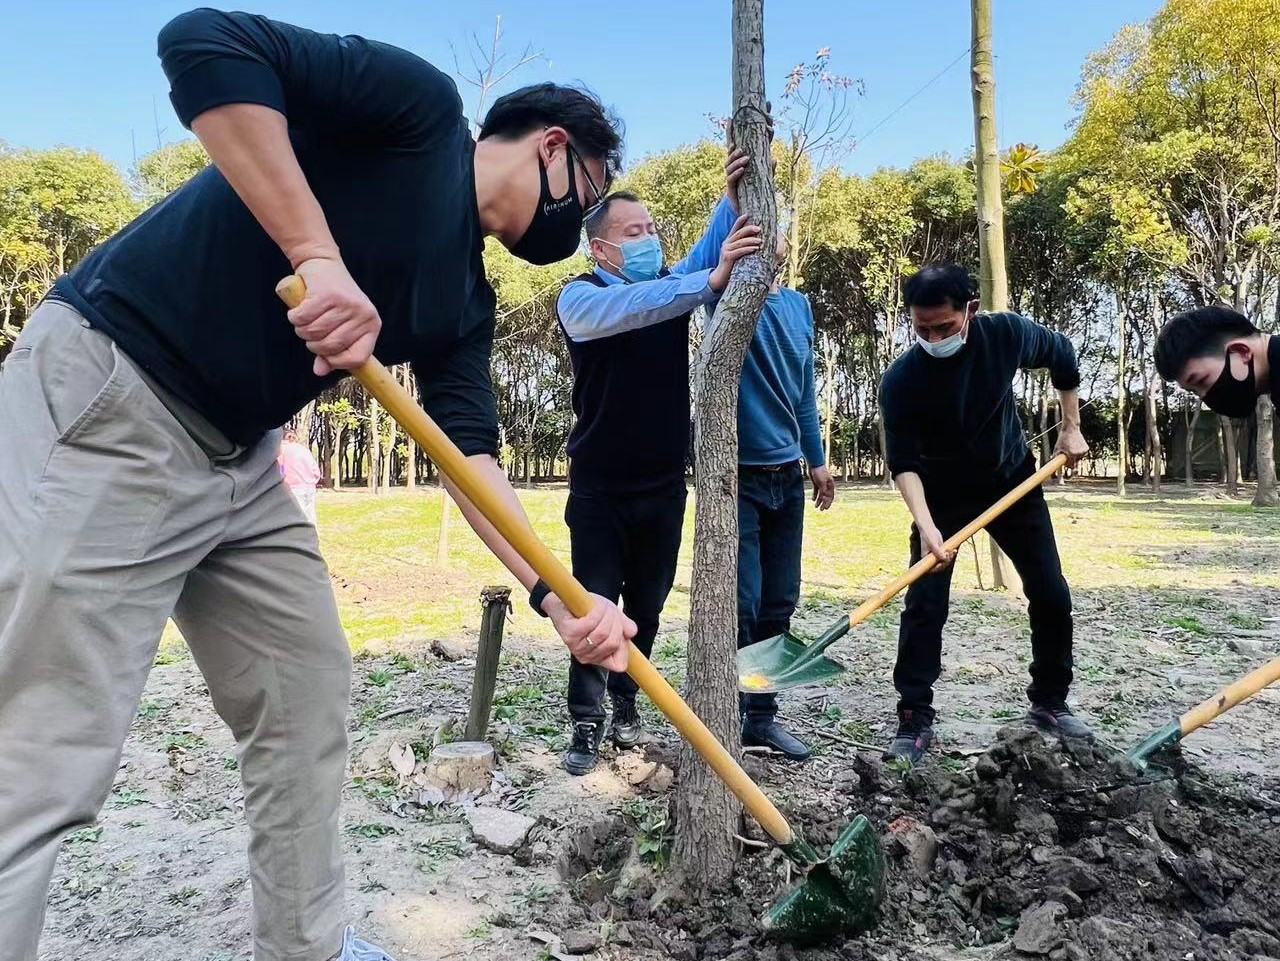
left=1270, top=335, right=1280, bottom=409
left=51, top=8, right=498, bottom=453
left=880, top=312, right=1080, bottom=503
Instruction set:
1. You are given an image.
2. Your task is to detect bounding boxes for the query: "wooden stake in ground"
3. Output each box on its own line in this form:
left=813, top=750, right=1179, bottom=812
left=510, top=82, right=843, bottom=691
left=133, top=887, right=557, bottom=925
left=465, top=585, right=511, bottom=741
left=672, top=0, right=777, bottom=890
left=970, top=0, right=1011, bottom=590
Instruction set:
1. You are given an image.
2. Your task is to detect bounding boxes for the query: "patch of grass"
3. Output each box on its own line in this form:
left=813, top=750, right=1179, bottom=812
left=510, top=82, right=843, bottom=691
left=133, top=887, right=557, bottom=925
left=166, top=885, right=200, bottom=905
left=1168, top=614, right=1211, bottom=636
left=415, top=837, right=464, bottom=873
left=521, top=880, right=558, bottom=905
left=885, top=757, right=914, bottom=776
left=465, top=921, right=493, bottom=940
left=163, top=732, right=208, bottom=753
left=224, top=756, right=239, bottom=772
left=136, top=699, right=167, bottom=720
left=1227, top=612, right=1264, bottom=631
left=153, top=647, right=188, bottom=666
left=106, top=787, right=148, bottom=809
left=67, top=826, right=104, bottom=846
left=389, top=652, right=417, bottom=674
left=348, top=822, right=398, bottom=840
left=366, top=669, right=394, bottom=688
left=494, top=684, right=546, bottom=707
left=359, top=879, right=389, bottom=894
left=991, top=707, right=1021, bottom=720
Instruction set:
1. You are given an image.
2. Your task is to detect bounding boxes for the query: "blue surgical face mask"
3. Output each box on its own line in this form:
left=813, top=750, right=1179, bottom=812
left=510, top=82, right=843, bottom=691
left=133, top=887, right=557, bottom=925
left=601, top=235, right=663, bottom=282
left=917, top=315, right=970, bottom=359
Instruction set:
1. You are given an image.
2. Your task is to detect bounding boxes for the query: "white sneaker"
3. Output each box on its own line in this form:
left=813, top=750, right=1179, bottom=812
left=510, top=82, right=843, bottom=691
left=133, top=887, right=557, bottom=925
left=338, top=926, right=405, bottom=961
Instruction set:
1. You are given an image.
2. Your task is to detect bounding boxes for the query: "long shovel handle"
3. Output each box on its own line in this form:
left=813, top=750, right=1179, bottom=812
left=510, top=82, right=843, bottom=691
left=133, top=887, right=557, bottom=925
left=846, top=453, right=1068, bottom=631
left=276, top=276, right=797, bottom=847
left=787, top=453, right=1069, bottom=673
left=1179, top=653, right=1280, bottom=736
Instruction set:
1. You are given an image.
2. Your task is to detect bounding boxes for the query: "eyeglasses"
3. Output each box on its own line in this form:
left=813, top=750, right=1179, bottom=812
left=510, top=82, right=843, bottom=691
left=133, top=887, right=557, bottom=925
left=567, top=142, right=608, bottom=218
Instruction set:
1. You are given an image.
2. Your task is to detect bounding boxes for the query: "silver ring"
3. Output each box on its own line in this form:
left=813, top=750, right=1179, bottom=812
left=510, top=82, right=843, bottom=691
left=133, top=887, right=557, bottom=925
left=585, top=638, right=595, bottom=648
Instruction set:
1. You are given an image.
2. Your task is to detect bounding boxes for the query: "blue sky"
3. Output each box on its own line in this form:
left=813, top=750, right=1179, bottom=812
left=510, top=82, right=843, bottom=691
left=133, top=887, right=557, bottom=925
left=1, top=1, right=1163, bottom=175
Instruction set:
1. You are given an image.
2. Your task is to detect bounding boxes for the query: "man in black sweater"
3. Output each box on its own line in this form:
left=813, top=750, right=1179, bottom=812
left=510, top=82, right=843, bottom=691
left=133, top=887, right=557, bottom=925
left=0, top=10, right=634, bottom=961
left=1154, top=305, right=1280, bottom=418
left=552, top=160, right=763, bottom=774
left=879, top=265, right=1091, bottom=765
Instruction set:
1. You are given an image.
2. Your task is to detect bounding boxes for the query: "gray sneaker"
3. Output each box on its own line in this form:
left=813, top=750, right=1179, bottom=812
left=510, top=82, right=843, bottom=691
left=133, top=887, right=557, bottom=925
left=338, top=925, right=416, bottom=961
left=1026, top=702, right=1094, bottom=740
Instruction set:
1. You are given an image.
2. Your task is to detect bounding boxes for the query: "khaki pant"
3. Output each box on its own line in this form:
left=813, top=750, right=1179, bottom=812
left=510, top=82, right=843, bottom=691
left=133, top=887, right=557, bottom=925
left=0, top=302, right=351, bottom=961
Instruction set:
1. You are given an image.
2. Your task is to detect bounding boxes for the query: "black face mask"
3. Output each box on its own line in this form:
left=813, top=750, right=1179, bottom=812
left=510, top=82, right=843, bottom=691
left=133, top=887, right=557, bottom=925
left=1203, top=348, right=1257, bottom=418
left=509, top=152, right=583, bottom=266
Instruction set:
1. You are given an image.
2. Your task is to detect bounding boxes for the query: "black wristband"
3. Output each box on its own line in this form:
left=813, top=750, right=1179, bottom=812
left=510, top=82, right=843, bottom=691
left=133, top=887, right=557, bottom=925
left=528, top=579, right=552, bottom=618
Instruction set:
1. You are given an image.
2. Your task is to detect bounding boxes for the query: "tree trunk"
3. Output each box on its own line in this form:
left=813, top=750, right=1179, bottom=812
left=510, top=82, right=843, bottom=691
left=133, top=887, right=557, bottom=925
left=1117, top=300, right=1127, bottom=497
left=368, top=399, right=381, bottom=494
left=436, top=487, right=452, bottom=566
left=296, top=400, right=316, bottom=447
left=1253, top=396, right=1277, bottom=506
left=403, top=366, right=418, bottom=491
left=381, top=419, right=395, bottom=491
left=1146, top=374, right=1162, bottom=494
left=1223, top=418, right=1239, bottom=495
left=1185, top=401, right=1200, bottom=486
left=970, top=0, right=1009, bottom=589
left=672, top=0, right=775, bottom=892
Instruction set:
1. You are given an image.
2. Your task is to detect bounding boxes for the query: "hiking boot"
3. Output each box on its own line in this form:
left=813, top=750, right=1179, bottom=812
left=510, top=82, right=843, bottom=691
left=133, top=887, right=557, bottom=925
left=883, top=720, right=935, bottom=765
left=563, top=720, right=604, bottom=776
left=742, top=718, right=811, bottom=761
left=610, top=700, right=644, bottom=750
left=1027, top=702, right=1094, bottom=740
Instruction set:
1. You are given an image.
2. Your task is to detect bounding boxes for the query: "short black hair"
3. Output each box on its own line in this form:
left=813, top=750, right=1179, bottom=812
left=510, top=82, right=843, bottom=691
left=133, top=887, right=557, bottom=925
left=479, top=82, right=624, bottom=182
left=584, top=191, right=642, bottom=240
left=904, top=264, right=977, bottom=310
left=1154, top=306, right=1259, bottom=380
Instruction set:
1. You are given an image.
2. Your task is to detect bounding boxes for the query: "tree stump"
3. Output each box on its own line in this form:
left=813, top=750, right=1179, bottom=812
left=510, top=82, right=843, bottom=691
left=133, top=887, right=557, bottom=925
left=422, top=741, right=495, bottom=795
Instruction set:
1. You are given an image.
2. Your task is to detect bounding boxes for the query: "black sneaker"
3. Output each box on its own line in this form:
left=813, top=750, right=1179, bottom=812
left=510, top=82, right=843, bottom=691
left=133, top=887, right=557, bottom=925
left=610, top=701, right=643, bottom=751
left=883, top=717, right=935, bottom=765
left=1027, top=702, right=1094, bottom=740
left=742, top=718, right=812, bottom=761
left=563, top=721, right=604, bottom=776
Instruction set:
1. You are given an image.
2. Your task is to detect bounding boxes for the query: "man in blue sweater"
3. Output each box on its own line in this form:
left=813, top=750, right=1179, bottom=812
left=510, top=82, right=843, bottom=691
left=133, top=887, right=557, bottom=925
left=880, top=265, right=1091, bottom=765
left=736, top=232, right=834, bottom=760
left=552, top=155, right=763, bottom=774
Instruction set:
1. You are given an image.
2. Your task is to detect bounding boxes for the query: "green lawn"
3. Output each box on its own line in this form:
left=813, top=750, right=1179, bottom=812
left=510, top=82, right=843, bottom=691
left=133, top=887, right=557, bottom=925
left=222, top=481, right=1280, bottom=654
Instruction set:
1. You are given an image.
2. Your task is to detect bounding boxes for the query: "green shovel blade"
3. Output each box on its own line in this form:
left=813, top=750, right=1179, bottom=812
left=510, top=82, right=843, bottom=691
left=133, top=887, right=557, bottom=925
left=739, top=632, right=847, bottom=695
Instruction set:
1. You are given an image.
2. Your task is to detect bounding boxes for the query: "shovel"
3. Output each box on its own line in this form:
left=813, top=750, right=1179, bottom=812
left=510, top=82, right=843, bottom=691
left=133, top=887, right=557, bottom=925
left=740, top=453, right=1069, bottom=694
left=276, top=276, right=883, bottom=942
left=1125, top=653, right=1280, bottom=772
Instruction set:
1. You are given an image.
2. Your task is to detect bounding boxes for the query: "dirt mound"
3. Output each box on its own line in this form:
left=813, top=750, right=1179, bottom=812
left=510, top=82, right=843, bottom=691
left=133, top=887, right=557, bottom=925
left=553, top=727, right=1280, bottom=961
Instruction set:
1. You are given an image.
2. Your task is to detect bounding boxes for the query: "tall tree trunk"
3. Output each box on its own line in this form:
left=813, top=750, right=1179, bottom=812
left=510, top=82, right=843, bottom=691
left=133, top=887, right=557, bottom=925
left=1252, top=396, right=1277, bottom=506
left=403, top=366, right=418, bottom=491
left=672, top=0, right=775, bottom=891
left=1145, top=373, right=1161, bottom=494
left=296, top=400, right=316, bottom=446
left=1117, top=299, right=1127, bottom=497
left=368, top=399, right=381, bottom=494
left=970, top=0, right=1009, bottom=589
left=381, top=419, right=395, bottom=491
left=1185, top=401, right=1200, bottom=487
left=1223, top=418, right=1239, bottom=495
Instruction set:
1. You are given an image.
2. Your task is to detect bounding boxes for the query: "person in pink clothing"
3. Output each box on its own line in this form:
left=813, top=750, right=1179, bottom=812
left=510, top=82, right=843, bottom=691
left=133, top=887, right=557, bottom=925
left=278, top=428, right=322, bottom=524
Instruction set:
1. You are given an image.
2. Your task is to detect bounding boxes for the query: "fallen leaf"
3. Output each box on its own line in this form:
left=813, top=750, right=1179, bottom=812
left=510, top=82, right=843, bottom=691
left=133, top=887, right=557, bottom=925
left=388, top=742, right=415, bottom=778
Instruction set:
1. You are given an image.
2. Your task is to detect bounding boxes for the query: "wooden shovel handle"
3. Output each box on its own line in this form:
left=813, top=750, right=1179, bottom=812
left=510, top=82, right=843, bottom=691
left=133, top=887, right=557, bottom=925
left=1180, top=653, right=1280, bottom=736
left=845, top=453, right=1069, bottom=631
left=276, top=275, right=796, bottom=845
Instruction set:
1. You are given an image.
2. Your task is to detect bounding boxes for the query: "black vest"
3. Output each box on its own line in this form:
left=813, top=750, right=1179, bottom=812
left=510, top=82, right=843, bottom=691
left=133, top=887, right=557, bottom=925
left=557, top=271, right=691, bottom=495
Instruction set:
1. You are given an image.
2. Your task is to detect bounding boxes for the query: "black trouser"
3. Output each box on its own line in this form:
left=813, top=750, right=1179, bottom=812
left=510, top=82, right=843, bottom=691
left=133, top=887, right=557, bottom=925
left=565, top=488, right=686, bottom=724
left=737, top=462, right=806, bottom=722
left=894, top=474, right=1073, bottom=728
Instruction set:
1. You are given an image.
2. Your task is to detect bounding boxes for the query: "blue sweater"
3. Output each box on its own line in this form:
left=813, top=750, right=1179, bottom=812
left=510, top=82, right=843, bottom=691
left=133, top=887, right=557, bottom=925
left=738, top=288, right=825, bottom=468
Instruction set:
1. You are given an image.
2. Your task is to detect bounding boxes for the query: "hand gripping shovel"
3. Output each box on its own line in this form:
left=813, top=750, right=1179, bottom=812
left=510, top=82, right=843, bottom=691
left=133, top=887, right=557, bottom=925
left=1125, top=653, right=1280, bottom=772
left=739, top=454, right=1069, bottom=694
left=276, top=276, right=883, bottom=942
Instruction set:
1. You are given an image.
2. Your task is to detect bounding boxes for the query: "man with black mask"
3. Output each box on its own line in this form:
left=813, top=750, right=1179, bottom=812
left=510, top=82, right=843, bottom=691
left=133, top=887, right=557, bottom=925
left=879, top=264, right=1091, bottom=766
left=1154, top=306, right=1279, bottom=420
left=0, top=10, right=631, bottom=961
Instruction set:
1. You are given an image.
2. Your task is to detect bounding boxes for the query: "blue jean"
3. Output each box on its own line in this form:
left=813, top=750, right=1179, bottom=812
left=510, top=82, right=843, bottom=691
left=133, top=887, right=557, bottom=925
left=737, top=462, right=806, bottom=721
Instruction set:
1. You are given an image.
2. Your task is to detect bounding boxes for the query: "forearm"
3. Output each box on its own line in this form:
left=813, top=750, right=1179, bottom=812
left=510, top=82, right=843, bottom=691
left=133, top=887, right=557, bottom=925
left=893, top=471, right=935, bottom=529
left=558, top=272, right=715, bottom=342
left=192, top=105, right=337, bottom=267
left=442, top=455, right=540, bottom=590
left=1058, top=387, right=1081, bottom=430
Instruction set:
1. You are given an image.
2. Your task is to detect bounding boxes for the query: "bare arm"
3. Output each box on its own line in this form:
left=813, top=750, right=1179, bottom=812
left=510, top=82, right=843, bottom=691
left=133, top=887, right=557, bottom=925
left=1053, top=387, right=1089, bottom=466
left=893, top=471, right=954, bottom=569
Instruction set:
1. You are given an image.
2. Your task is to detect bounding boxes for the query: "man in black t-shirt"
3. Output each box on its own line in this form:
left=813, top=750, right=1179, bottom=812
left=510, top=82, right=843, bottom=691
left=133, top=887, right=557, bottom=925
left=0, top=10, right=633, bottom=961
left=1154, top=305, right=1280, bottom=419
left=879, top=265, right=1092, bottom=766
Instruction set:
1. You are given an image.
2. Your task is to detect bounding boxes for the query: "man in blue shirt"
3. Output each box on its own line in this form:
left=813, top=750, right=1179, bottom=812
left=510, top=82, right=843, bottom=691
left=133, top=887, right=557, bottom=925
left=736, top=232, right=834, bottom=761
left=551, top=154, right=763, bottom=774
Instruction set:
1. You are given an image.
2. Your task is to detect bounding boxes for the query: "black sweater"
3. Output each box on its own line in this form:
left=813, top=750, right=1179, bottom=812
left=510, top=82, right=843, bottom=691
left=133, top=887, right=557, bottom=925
left=880, top=312, right=1080, bottom=501
left=52, top=8, right=498, bottom=453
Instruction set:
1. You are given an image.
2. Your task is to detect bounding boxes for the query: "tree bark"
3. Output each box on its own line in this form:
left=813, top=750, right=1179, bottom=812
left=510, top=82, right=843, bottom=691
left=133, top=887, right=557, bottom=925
left=368, top=398, right=381, bottom=494
left=971, top=0, right=1009, bottom=589
left=1223, top=418, right=1239, bottom=495
left=1185, top=401, right=1201, bottom=486
left=1117, top=299, right=1127, bottom=497
left=1252, top=395, right=1277, bottom=506
left=1146, top=373, right=1162, bottom=494
left=672, top=0, right=775, bottom=892
left=403, top=366, right=418, bottom=491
